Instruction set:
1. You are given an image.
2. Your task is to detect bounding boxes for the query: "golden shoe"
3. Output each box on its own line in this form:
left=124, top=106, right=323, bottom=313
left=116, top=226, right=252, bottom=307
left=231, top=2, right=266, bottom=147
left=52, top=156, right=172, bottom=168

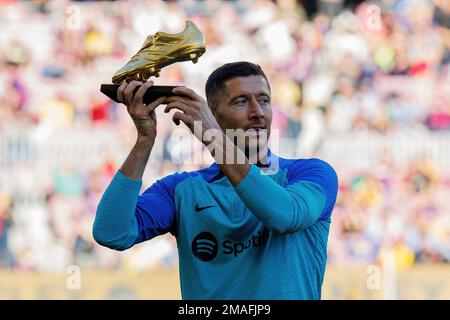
left=112, top=20, right=206, bottom=84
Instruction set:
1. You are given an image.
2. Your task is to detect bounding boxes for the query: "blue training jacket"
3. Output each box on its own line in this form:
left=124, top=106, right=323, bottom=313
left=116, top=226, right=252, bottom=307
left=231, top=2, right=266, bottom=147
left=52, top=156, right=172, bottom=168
left=93, top=150, right=338, bottom=299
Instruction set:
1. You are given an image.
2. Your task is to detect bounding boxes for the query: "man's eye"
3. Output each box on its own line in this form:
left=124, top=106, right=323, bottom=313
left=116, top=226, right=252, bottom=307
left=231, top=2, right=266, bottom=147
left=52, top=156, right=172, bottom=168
left=235, top=99, right=246, bottom=105
left=259, top=98, right=270, bottom=104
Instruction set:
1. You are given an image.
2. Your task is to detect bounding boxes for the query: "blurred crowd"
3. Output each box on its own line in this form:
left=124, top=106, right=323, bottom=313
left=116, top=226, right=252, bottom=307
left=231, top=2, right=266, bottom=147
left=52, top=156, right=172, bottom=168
left=0, top=0, right=449, bottom=272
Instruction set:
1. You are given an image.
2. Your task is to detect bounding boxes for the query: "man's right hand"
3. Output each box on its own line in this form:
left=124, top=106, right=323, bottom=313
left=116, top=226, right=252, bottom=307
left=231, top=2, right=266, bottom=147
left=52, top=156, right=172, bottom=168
left=117, top=80, right=167, bottom=141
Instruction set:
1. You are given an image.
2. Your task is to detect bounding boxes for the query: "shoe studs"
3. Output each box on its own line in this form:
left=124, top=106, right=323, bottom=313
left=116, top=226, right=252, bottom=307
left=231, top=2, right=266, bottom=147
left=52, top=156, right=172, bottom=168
left=190, top=53, right=198, bottom=63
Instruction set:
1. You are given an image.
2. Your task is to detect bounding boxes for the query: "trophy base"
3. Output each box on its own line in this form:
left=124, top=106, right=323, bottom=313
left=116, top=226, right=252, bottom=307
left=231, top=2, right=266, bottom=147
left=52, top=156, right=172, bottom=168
left=100, top=84, right=182, bottom=104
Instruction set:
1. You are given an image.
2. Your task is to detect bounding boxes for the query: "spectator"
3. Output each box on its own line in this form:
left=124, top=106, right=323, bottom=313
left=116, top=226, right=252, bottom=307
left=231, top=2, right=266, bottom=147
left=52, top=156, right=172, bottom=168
left=0, top=0, right=448, bottom=271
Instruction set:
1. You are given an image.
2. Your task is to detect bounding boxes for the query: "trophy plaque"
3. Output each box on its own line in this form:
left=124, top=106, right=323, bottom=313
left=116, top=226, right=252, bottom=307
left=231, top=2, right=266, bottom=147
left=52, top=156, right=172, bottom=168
left=100, top=20, right=206, bottom=104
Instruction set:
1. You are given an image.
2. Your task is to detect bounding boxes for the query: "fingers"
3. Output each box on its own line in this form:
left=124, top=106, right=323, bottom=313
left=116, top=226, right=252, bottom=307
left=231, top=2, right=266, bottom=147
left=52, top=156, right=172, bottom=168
left=118, top=83, right=200, bottom=107
left=123, top=80, right=143, bottom=106
left=147, top=96, right=167, bottom=113
left=165, top=102, right=190, bottom=127
left=118, top=80, right=167, bottom=114
left=164, top=102, right=189, bottom=114
left=165, top=87, right=207, bottom=114
left=133, top=80, right=154, bottom=106
left=172, top=86, right=202, bottom=102
left=172, top=111, right=190, bottom=126
left=165, top=95, right=191, bottom=105
left=117, top=82, right=127, bottom=103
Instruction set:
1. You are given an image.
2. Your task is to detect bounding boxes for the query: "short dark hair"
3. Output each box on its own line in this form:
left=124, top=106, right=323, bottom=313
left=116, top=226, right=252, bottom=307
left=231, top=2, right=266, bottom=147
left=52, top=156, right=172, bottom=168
left=205, top=61, right=270, bottom=112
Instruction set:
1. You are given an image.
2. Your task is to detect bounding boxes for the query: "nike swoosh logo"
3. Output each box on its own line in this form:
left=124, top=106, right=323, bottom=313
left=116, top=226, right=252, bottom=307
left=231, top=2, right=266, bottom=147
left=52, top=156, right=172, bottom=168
left=195, top=204, right=215, bottom=212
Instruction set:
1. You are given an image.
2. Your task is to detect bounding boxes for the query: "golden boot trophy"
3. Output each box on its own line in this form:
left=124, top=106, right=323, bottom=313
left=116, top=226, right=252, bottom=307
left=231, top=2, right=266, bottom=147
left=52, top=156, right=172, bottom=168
left=100, top=20, right=206, bottom=104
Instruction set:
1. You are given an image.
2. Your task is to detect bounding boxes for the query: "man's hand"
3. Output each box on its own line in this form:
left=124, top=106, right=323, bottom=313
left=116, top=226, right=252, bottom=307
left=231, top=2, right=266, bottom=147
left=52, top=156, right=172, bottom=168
left=165, top=86, right=252, bottom=186
left=117, top=80, right=167, bottom=141
left=164, top=86, right=222, bottom=144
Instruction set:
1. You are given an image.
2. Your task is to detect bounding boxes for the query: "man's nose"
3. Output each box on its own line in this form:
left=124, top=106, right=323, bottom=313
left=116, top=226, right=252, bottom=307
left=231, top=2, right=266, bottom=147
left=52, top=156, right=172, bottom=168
left=248, top=97, right=265, bottom=119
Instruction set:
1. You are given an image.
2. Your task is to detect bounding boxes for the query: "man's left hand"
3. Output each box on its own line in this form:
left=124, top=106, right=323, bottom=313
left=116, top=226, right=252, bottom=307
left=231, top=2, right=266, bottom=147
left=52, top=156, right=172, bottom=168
left=164, top=86, right=222, bottom=144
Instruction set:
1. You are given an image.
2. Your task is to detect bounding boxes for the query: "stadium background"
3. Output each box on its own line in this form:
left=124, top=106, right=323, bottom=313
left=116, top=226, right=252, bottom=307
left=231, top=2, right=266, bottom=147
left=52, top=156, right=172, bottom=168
left=0, top=0, right=449, bottom=299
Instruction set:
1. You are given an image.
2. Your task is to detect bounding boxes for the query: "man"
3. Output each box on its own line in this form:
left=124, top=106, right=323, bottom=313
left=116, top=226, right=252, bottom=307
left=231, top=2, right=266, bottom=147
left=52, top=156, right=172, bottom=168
left=93, top=61, right=338, bottom=299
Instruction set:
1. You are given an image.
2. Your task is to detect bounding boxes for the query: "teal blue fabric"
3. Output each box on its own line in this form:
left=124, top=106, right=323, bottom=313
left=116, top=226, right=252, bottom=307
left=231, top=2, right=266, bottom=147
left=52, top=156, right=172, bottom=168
left=92, top=170, right=140, bottom=250
left=93, top=151, right=338, bottom=299
left=234, top=164, right=326, bottom=233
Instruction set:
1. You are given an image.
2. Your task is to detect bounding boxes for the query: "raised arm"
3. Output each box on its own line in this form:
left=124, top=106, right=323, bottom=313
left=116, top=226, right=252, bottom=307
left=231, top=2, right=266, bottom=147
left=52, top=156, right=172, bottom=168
left=92, top=80, right=170, bottom=250
left=232, top=158, right=338, bottom=234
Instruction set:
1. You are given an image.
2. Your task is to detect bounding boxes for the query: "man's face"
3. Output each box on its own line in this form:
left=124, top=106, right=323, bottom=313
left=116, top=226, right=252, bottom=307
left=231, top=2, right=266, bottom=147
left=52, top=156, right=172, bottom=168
left=212, top=75, right=272, bottom=154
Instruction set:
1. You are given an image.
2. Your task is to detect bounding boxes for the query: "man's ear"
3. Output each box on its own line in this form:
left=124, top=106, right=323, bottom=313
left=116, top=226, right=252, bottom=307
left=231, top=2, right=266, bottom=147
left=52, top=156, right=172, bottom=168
left=210, top=104, right=217, bottom=116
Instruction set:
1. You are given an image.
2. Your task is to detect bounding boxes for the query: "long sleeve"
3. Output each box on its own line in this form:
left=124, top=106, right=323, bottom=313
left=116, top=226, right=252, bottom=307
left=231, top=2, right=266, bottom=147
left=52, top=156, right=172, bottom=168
left=93, top=170, right=181, bottom=251
left=233, top=159, right=338, bottom=234
left=92, top=170, right=141, bottom=251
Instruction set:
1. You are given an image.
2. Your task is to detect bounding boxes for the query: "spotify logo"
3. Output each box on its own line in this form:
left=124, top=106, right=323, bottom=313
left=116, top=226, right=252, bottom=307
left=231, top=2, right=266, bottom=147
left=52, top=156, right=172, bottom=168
left=192, top=232, right=218, bottom=262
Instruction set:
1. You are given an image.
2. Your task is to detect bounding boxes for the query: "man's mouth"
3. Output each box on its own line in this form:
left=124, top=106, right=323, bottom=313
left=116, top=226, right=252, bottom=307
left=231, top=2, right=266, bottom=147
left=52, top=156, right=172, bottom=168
left=245, top=125, right=267, bottom=131
left=244, top=127, right=268, bottom=138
